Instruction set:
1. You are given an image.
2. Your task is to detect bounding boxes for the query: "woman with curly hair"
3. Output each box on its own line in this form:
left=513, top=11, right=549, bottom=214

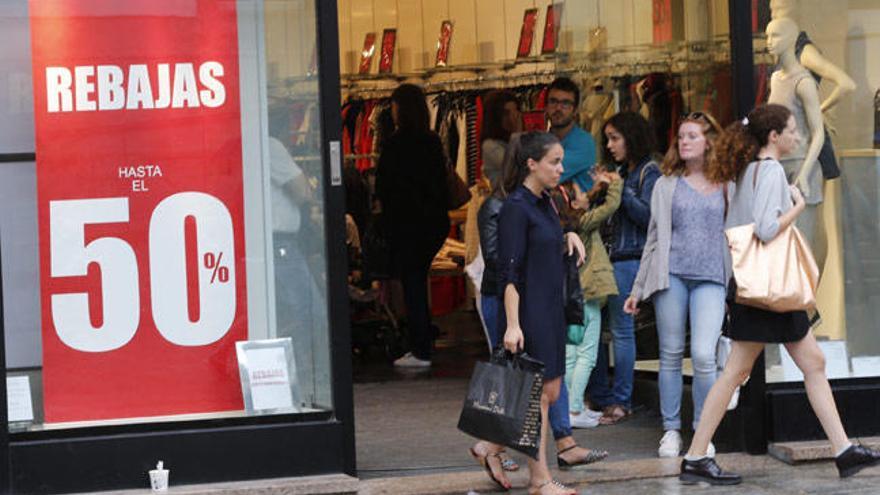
left=588, top=112, right=661, bottom=425
left=679, top=104, right=880, bottom=485
left=622, top=112, right=727, bottom=458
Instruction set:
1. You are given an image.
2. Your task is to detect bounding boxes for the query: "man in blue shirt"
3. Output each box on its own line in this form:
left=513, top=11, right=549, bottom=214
left=543, top=77, right=608, bottom=469
left=547, top=77, right=598, bottom=193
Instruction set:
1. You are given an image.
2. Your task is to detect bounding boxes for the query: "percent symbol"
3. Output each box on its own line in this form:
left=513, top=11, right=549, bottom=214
left=203, top=252, right=230, bottom=283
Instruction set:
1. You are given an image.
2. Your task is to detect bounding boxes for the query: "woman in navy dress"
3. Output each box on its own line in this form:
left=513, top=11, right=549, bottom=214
left=498, top=131, right=582, bottom=495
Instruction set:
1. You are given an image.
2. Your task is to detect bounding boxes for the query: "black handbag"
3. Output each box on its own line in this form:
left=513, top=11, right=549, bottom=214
left=563, top=253, right=585, bottom=326
left=457, top=348, right=545, bottom=459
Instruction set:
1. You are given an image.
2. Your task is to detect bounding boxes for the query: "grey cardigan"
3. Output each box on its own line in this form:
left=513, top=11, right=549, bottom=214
left=630, top=175, right=733, bottom=302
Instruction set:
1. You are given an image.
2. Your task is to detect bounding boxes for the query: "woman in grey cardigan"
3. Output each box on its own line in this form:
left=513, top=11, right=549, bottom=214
left=623, top=112, right=728, bottom=459
left=679, top=104, right=880, bottom=485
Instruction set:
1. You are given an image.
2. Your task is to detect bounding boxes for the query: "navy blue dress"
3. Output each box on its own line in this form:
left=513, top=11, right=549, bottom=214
left=498, top=185, right=566, bottom=379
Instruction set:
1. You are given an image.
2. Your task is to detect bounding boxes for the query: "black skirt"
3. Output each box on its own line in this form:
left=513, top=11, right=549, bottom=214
left=726, top=280, right=810, bottom=343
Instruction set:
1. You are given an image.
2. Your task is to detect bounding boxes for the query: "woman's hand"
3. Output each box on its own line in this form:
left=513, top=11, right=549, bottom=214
left=790, top=184, right=806, bottom=209
left=571, top=183, right=590, bottom=210
left=623, top=295, right=640, bottom=315
left=503, top=325, right=524, bottom=353
left=565, top=232, right=586, bottom=266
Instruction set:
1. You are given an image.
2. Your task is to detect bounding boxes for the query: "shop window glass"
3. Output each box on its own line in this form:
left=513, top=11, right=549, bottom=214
left=754, top=0, right=880, bottom=382
left=2, top=0, right=333, bottom=432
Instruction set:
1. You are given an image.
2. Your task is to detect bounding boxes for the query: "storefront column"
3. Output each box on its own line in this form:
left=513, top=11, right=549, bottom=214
left=727, top=0, right=768, bottom=456
left=315, top=0, right=357, bottom=477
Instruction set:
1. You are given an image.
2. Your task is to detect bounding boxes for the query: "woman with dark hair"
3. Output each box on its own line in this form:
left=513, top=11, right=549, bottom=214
left=376, top=83, right=450, bottom=368
left=476, top=90, right=522, bottom=350
left=588, top=111, right=661, bottom=425
left=680, top=104, right=880, bottom=485
left=494, top=131, right=577, bottom=495
left=622, top=112, right=728, bottom=457
left=481, top=90, right=522, bottom=189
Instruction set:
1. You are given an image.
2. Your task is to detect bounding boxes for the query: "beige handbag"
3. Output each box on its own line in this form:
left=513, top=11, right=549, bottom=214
left=724, top=162, right=820, bottom=312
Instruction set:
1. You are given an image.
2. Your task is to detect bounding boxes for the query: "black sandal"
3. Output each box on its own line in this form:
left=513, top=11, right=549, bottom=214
left=557, top=444, right=609, bottom=470
left=469, top=448, right=511, bottom=491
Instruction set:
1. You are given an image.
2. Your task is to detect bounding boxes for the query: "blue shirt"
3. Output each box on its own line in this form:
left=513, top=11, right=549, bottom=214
left=560, top=125, right=597, bottom=192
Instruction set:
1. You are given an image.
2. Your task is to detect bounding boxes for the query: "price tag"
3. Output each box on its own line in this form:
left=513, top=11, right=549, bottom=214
left=30, top=0, right=249, bottom=423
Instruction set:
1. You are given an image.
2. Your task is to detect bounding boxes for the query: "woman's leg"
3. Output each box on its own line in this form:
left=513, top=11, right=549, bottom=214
left=567, top=300, right=602, bottom=413
left=529, top=378, right=561, bottom=485
left=688, top=282, right=727, bottom=430
left=399, top=260, right=433, bottom=360
left=784, top=332, right=850, bottom=453
left=653, top=275, right=689, bottom=432
left=687, top=341, right=764, bottom=457
left=607, top=260, right=640, bottom=408
left=528, top=378, right=575, bottom=494
left=480, top=294, right=500, bottom=351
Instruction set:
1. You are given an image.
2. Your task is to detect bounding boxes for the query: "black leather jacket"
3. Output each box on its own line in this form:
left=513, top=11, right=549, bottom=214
left=477, top=195, right=504, bottom=296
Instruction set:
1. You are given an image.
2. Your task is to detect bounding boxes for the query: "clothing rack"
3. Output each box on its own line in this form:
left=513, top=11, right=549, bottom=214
left=341, top=37, right=732, bottom=99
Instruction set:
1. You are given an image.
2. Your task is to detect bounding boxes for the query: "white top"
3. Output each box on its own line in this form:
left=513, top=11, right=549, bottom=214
left=269, top=137, right=304, bottom=233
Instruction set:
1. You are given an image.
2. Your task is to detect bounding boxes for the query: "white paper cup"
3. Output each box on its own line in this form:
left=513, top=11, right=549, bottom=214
left=149, top=469, right=169, bottom=492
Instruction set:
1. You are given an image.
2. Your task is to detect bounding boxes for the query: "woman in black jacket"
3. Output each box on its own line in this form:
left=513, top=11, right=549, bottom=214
left=376, top=84, right=450, bottom=368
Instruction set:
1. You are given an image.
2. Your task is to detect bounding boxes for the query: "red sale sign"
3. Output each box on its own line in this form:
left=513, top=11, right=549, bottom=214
left=29, top=0, right=248, bottom=423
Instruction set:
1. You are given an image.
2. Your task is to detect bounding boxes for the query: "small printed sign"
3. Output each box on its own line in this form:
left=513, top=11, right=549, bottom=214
left=7, top=376, right=34, bottom=423
left=236, top=338, right=301, bottom=414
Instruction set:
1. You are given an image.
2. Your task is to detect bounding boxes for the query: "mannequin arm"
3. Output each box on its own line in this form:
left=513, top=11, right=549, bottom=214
left=799, top=44, right=856, bottom=113
left=795, top=77, right=825, bottom=198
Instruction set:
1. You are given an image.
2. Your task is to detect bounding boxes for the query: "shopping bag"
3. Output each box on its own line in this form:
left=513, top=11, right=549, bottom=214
left=457, top=348, right=544, bottom=459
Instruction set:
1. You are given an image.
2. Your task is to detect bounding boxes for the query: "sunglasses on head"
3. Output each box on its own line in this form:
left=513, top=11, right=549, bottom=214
left=681, top=111, right=721, bottom=131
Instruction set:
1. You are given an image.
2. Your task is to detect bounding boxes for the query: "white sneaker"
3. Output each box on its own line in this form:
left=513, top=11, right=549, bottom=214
left=707, top=442, right=716, bottom=458
left=583, top=409, right=604, bottom=420
left=569, top=412, right=599, bottom=429
left=393, top=352, right=431, bottom=368
left=658, top=430, right=683, bottom=458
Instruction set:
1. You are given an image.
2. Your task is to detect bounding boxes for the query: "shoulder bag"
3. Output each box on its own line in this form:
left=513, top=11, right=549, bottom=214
left=725, top=161, right=820, bottom=312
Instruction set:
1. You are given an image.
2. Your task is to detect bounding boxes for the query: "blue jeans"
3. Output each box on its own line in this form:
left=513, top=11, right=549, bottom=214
left=566, top=300, right=602, bottom=413
left=588, top=259, right=639, bottom=409
left=479, top=294, right=501, bottom=350
left=654, top=275, right=726, bottom=431
left=549, top=381, right=572, bottom=440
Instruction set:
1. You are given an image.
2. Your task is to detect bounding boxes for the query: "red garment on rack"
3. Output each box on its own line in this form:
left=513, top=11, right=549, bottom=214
left=356, top=101, right=375, bottom=171
left=535, top=86, right=549, bottom=110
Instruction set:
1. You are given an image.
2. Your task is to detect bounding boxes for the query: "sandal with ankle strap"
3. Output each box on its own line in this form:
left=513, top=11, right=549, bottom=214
left=468, top=448, right=511, bottom=491
left=557, top=444, right=608, bottom=470
left=498, top=451, right=519, bottom=471
left=598, top=404, right=631, bottom=425
left=528, top=479, right=576, bottom=495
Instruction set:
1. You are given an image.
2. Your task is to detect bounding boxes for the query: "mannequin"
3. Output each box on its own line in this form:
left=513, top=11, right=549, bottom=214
left=771, top=0, right=856, bottom=182
left=770, top=0, right=856, bottom=116
left=766, top=17, right=827, bottom=272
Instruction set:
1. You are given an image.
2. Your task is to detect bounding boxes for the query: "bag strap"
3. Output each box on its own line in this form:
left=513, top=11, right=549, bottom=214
left=638, top=160, right=655, bottom=191
left=723, top=183, right=729, bottom=220
left=752, top=158, right=767, bottom=189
